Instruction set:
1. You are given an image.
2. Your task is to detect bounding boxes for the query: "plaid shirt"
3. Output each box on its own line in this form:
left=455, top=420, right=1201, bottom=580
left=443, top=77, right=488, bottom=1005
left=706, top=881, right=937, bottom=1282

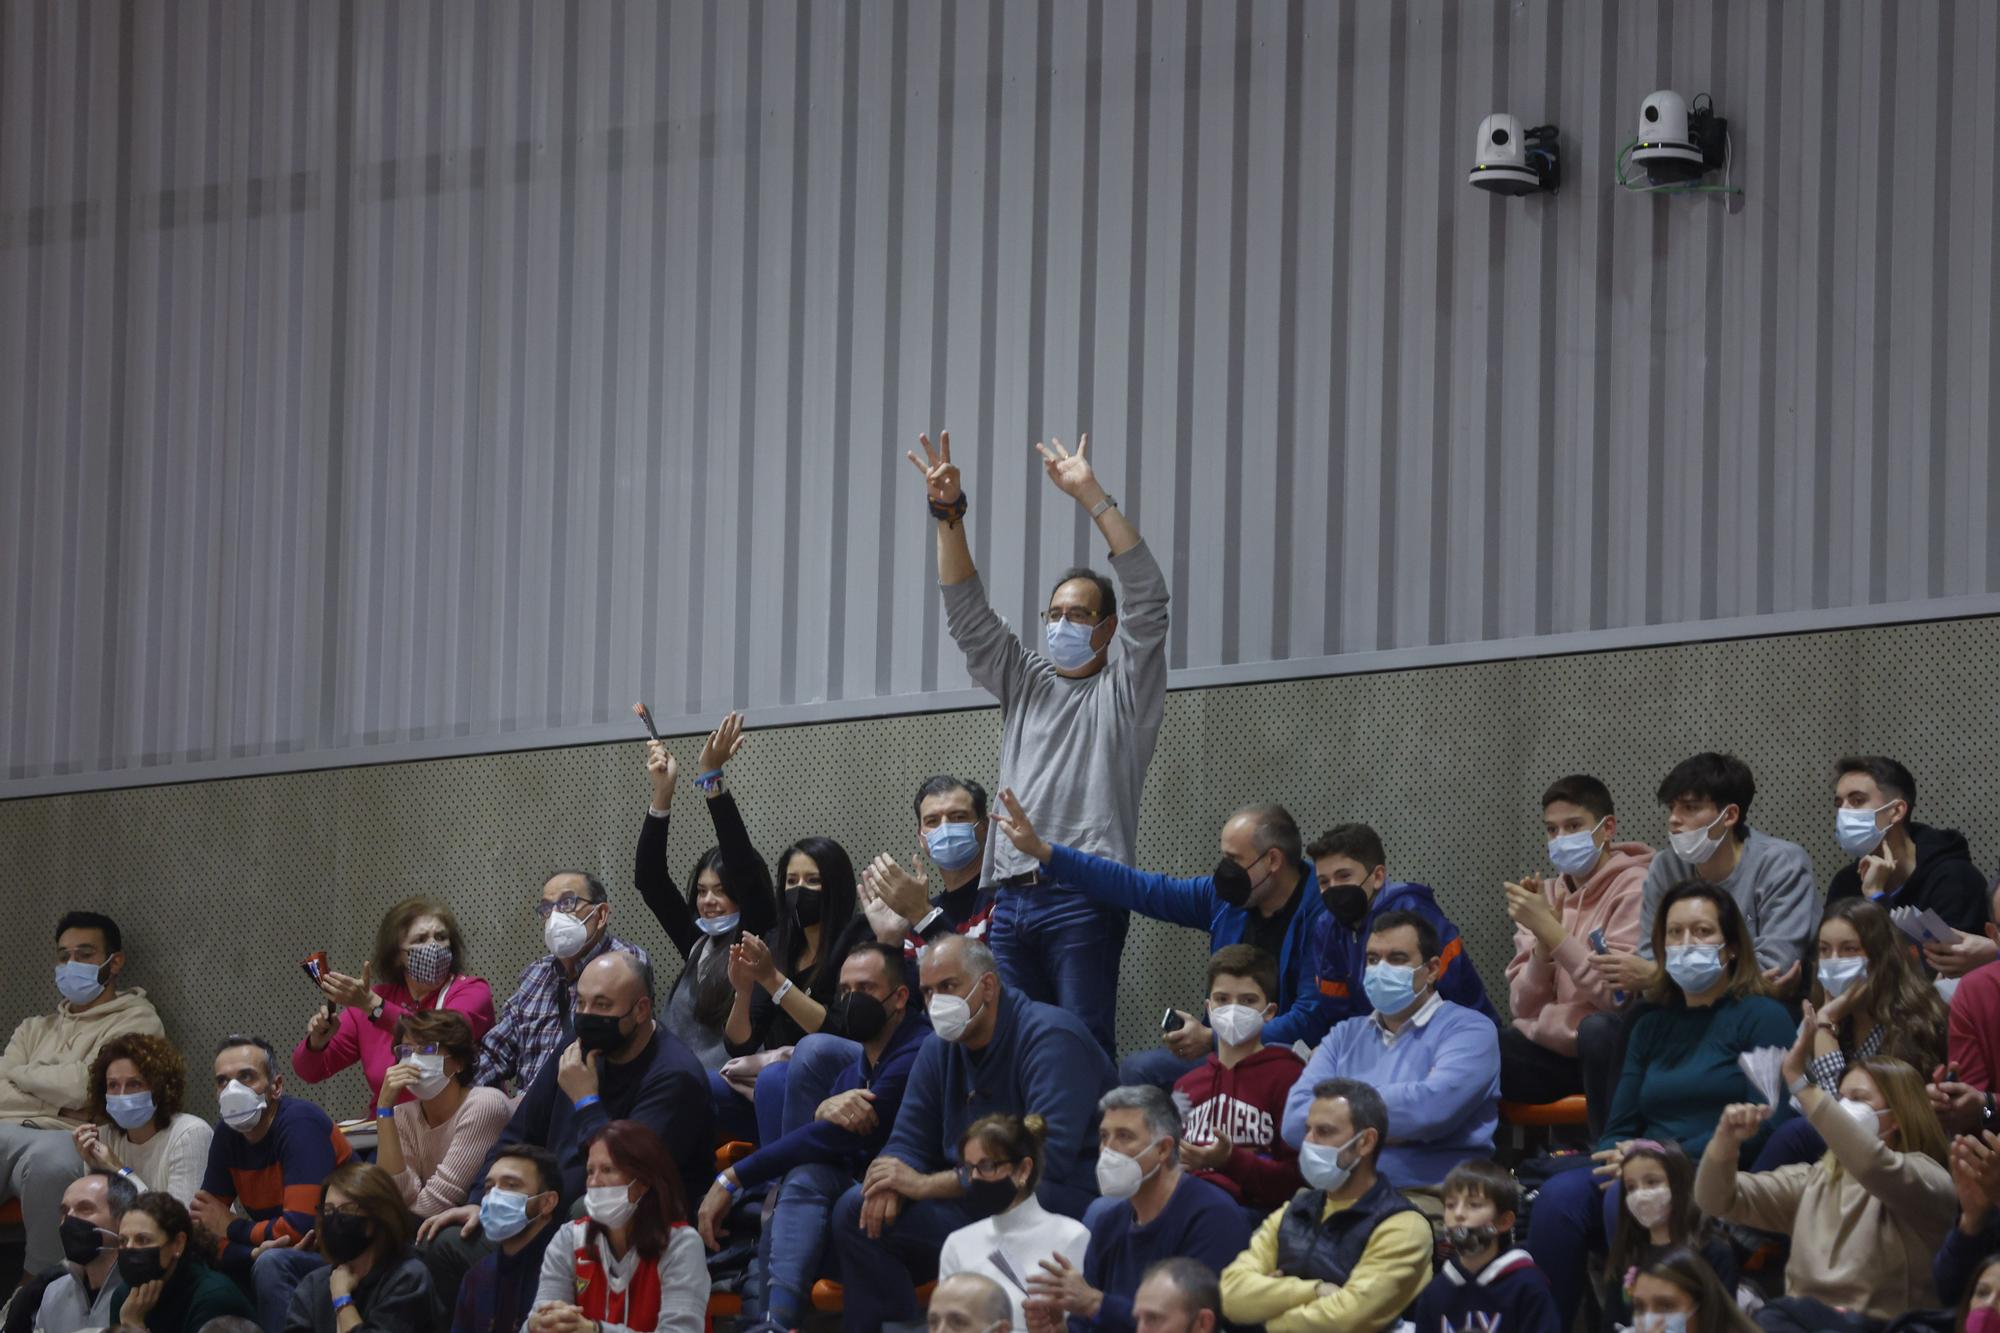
left=473, top=934, right=650, bottom=1091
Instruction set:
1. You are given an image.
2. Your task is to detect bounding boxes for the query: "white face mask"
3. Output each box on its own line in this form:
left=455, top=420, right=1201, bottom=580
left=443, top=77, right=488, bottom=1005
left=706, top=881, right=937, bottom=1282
left=1095, top=1139, right=1164, bottom=1200
left=410, top=1053, right=452, bottom=1101
left=695, top=911, right=741, bottom=938
left=1625, top=1184, right=1673, bottom=1229
left=928, top=983, right=988, bottom=1043
left=1668, top=809, right=1729, bottom=864
left=1818, top=956, right=1867, bottom=998
left=1209, top=1004, right=1268, bottom=1048
left=1299, top=1133, right=1360, bottom=1193
left=544, top=908, right=592, bottom=959
left=1835, top=804, right=1893, bottom=859
left=584, top=1184, right=639, bottom=1229
left=1838, top=1097, right=1882, bottom=1138
left=217, top=1079, right=268, bottom=1132
left=1635, top=1315, right=1689, bottom=1333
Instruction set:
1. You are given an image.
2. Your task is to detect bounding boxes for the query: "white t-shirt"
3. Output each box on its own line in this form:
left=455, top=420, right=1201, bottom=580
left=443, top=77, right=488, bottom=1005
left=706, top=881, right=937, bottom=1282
left=106, top=1112, right=213, bottom=1205
left=938, top=1196, right=1091, bottom=1332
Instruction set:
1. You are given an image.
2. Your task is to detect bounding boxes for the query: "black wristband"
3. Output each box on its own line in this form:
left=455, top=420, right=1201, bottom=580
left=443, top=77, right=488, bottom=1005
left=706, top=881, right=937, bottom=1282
left=928, top=492, right=968, bottom=525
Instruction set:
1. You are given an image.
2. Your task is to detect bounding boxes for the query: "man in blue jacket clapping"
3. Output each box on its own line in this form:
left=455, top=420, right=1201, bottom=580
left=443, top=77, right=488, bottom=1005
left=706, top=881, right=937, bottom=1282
left=992, top=790, right=1330, bottom=1088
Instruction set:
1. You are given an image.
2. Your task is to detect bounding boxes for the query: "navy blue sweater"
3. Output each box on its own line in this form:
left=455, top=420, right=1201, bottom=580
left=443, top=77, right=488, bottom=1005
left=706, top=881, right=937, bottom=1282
left=732, top=1010, right=930, bottom=1190
left=1412, top=1251, right=1560, bottom=1333
left=1071, top=1172, right=1250, bottom=1332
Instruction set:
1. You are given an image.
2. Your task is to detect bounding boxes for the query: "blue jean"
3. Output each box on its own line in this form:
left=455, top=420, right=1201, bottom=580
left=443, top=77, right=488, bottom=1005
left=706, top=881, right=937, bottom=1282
left=989, top=883, right=1129, bottom=1056
left=1524, top=1163, right=1622, bottom=1328
left=764, top=1161, right=853, bottom=1326
left=1119, top=1044, right=1205, bottom=1089
left=1751, top=1114, right=1826, bottom=1170
left=829, top=1182, right=976, bottom=1329
left=253, top=1244, right=326, bottom=1333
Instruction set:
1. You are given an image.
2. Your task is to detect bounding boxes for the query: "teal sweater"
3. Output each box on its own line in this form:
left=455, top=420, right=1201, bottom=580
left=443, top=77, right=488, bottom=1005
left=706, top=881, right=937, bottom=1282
left=1599, top=993, right=1796, bottom=1160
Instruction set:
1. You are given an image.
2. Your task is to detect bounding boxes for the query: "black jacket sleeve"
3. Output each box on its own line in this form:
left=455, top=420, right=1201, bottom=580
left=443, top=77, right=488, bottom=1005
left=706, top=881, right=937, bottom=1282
left=634, top=810, right=697, bottom=960
left=705, top=790, right=778, bottom=934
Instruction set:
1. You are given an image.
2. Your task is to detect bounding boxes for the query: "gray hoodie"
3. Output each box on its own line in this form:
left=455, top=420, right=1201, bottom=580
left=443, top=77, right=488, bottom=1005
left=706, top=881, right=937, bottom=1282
left=1633, top=827, right=1820, bottom=974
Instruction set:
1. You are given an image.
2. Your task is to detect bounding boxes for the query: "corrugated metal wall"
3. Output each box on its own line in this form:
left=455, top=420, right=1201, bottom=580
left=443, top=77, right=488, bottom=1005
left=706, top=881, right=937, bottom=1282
left=4, top=0, right=1997, bottom=798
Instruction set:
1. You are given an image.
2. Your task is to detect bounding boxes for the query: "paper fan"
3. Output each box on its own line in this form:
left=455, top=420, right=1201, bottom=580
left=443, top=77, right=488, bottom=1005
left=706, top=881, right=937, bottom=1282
left=1737, top=1046, right=1788, bottom=1106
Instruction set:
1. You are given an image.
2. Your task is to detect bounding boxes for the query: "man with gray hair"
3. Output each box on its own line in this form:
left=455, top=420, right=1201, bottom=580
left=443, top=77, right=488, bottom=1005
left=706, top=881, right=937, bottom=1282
left=928, top=1270, right=1015, bottom=1332
left=829, top=934, right=1114, bottom=1331
left=1133, top=1257, right=1222, bottom=1333
left=1022, top=1085, right=1247, bottom=1330
left=34, top=1168, right=137, bottom=1331
left=992, top=794, right=1330, bottom=1088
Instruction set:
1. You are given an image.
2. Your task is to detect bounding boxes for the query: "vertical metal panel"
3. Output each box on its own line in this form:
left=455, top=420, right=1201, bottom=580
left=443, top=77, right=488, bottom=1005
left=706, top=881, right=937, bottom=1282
left=4, top=0, right=2000, bottom=797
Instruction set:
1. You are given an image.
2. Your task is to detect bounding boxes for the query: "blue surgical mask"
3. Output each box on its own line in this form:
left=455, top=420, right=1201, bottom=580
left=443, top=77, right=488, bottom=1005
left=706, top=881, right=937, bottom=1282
left=925, top=822, right=982, bottom=872
left=1818, top=955, right=1867, bottom=998
left=1044, top=619, right=1099, bottom=671
left=695, top=912, right=741, bottom=937
left=1299, top=1134, right=1360, bottom=1193
left=479, top=1188, right=539, bottom=1242
left=1547, top=818, right=1608, bottom=878
left=105, top=1091, right=156, bottom=1132
left=1835, top=805, right=1891, bottom=859
left=55, top=960, right=107, bottom=1006
left=1635, top=1315, right=1689, bottom=1333
left=1362, top=961, right=1420, bottom=1016
left=1665, top=943, right=1726, bottom=995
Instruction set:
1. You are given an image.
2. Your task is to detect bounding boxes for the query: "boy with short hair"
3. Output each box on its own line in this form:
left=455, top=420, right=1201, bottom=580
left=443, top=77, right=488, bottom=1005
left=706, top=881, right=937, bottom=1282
left=1171, top=945, right=1305, bottom=1215
left=1411, top=1159, right=1558, bottom=1333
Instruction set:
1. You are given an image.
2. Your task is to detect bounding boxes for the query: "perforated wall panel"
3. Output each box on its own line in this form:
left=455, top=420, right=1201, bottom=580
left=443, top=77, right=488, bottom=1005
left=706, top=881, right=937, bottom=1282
left=4, top=616, right=1998, bottom=1120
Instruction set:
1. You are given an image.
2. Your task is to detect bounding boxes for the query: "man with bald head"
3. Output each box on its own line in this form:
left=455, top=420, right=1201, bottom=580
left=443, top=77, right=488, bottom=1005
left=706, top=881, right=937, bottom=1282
left=929, top=1271, right=1014, bottom=1331
left=992, top=793, right=1329, bottom=1087
left=475, top=870, right=651, bottom=1092
left=418, top=948, right=707, bottom=1307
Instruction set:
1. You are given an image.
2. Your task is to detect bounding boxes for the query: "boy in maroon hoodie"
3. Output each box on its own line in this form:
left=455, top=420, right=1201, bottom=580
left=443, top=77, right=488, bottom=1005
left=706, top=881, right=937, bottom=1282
left=1172, top=945, right=1305, bottom=1217
left=1501, top=774, right=1653, bottom=1135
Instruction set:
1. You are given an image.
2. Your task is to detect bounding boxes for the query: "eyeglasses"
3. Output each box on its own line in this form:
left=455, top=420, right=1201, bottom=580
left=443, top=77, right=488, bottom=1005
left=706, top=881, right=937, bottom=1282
left=1041, top=607, right=1100, bottom=626
left=958, top=1157, right=1017, bottom=1182
left=535, top=895, right=595, bottom=919
left=392, top=1043, right=441, bottom=1062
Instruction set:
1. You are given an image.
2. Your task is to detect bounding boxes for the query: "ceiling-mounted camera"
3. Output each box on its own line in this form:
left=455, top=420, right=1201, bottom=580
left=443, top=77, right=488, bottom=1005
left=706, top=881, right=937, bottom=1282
left=1468, top=114, right=1559, bottom=196
left=1630, top=90, right=1728, bottom=186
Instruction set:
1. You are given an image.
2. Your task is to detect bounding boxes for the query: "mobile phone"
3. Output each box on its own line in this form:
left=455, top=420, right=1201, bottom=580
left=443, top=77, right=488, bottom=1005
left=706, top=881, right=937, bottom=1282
left=1160, top=1008, right=1185, bottom=1034
left=1588, top=928, right=1610, bottom=954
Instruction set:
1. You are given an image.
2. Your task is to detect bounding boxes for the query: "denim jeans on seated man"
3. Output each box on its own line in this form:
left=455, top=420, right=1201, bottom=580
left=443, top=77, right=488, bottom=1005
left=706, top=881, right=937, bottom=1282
left=988, top=888, right=1128, bottom=1057
left=829, top=1187, right=979, bottom=1329
left=254, top=1243, right=326, bottom=1332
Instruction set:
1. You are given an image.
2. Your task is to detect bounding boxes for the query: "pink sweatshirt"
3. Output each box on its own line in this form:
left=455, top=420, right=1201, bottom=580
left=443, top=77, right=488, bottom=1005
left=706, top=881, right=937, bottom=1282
left=1505, top=842, right=1653, bottom=1056
left=290, top=973, right=495, bottom=1120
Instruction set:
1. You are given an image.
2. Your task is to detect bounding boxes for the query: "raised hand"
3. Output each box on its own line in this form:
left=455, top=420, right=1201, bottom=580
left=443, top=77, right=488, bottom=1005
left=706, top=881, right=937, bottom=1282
left=698, top=711, right=747, bottom=775
left=863, top=852, right=933, bottom=924
left=992, top=788, right=1055, bottom=865
left=1034, top=435, right=1105, bottom=506
left=858, top=875, right=907, bottom=943
left=319, top=961, right=375, bottom=1013
left=1713, top=1102, right=1772, bottom=1149
left=1780, top=1001, right=1818, bottom=1089
left=645, top=740, right=678, bottom=808
left=734, top=933, right=779, bottom=989
left=1951, top=1131, right=2000, bottom=1223
left=906, top=431, right=961, bottom=506
left=1503, top=877, right=1562, bottom=944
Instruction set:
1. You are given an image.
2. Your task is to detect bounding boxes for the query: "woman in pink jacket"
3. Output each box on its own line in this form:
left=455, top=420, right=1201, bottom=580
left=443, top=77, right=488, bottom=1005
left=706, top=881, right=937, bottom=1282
left=291, top=897, right=495, bottom=1119
left=1500, top=774, right=1653, bottom=1136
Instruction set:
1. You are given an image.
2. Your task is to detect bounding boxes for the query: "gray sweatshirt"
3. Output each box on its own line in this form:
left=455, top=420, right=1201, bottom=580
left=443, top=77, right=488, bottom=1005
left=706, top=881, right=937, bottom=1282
left=1633, top=827, right=1820, bottom=972
left=943, top=540, right=1171, bottom=883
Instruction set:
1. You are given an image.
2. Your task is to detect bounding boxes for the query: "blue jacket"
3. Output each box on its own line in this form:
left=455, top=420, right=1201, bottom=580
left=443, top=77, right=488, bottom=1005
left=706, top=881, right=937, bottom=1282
left=882, top=991, right=1114, bottom=1218
left=731, top=1010, right=930, bottom=1190
left=1313, top=880, right=1499, bottom=1027
left=1046, top=845, right=1333, bottom=1049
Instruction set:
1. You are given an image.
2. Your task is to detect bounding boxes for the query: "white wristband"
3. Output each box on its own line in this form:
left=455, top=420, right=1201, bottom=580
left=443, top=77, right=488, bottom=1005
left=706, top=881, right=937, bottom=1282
left=913, top=907, right=946, bottom=935
left=646, top=805, right=670, bottom=819
left=772, top=978, right=795, bottom=1006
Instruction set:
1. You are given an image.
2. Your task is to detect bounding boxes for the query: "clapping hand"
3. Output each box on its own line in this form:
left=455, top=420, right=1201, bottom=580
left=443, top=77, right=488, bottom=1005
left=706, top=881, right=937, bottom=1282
left=1026, top=1252, right=1104, bottom=1317
left=731, top=933, right=779, bottom=990
left=1179, top=1132, right=1232, bottom=1171
left=863, top=852, right=933, bottom=925
left=1779, top=1000, right=1819, bottom=1090
left=906, top=432, right=961, bottom=506
left=1503, top=875, right=1563, bottom=944
left=1951, top=1131, right=2000, bottom=1224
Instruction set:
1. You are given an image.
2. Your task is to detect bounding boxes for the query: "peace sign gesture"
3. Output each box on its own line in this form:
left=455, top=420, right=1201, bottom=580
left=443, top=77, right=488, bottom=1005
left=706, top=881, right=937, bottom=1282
left=906, top=431, right=961, bottom=506
left=1034, top=435, right=1102, bottom=504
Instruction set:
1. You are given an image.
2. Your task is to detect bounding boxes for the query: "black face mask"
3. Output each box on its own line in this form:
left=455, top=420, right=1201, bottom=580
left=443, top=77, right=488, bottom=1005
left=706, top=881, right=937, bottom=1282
left=117, top=1245, right=166, bottom=1287
left=320, top=1211, right=375, bottom=1266
left=58, top=1214, right=108, bottom=1266
left=787, top=886, right=825, bottom=928
left=1213, top=857, right=1264, bottom=908
left=833, top=990, right=890, bottom=1043
left=575, top=1007, right=636, bottom=1055
left=1444, top=1223, right=1499, bottom=1256
left=959, top=1172, right=1019, bottom=1220
left=1322, top=884, right=1370, bottom=928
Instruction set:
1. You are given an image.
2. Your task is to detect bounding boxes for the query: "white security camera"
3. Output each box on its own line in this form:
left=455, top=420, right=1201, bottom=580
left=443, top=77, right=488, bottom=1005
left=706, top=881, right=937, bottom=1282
left=1630, top=90, right=1725, bottom=186
left=1468, top=113, right=1558, bottom=196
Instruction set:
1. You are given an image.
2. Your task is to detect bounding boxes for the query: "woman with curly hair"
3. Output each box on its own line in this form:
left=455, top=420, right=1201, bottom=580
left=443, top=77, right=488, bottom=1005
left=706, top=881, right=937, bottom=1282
left=72, top=1033, right=213, bottom=1206
left=108, top=1190, right=255, bottom=1331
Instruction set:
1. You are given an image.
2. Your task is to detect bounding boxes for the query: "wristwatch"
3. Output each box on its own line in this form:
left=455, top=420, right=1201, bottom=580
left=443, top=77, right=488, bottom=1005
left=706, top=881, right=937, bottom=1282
left=1089, top=493, right=1117, bottom=518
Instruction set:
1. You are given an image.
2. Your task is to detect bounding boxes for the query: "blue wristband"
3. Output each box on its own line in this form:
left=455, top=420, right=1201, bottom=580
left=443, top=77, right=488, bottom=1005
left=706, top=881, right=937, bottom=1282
left=374, top=1106, right=397, bottom=1120
left=573, top=1093, right=601, bottom=1111
left=330, top=1294, right=354, bottom=1313
left=696, top=769, right=724, bottom=793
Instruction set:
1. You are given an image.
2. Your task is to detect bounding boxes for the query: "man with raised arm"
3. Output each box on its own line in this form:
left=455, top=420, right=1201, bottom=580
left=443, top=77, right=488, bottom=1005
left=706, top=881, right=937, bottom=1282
left=909, top=430, right=1171, bottom=1057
